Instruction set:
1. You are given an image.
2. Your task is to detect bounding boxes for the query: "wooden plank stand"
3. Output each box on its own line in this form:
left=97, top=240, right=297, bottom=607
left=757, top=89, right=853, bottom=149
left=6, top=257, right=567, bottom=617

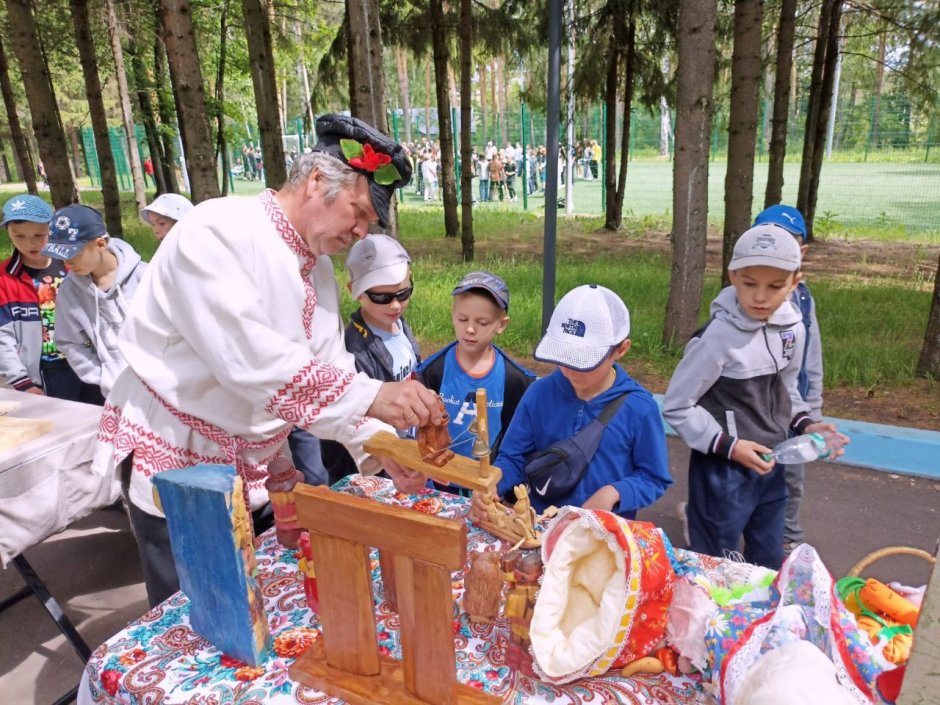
left=289, top=484, right=499, bottom=705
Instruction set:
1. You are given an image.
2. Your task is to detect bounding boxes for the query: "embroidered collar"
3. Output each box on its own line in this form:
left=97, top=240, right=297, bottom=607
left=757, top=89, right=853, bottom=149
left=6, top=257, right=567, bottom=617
left=259, top=189, right=315, bottom=267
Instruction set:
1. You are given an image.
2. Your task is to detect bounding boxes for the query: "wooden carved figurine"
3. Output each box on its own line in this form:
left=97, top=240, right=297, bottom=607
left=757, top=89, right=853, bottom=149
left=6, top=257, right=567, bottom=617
left=462, top=551, right=502, bottom=624
left=265, top=456, right=304, bottom=548
left=417, top=398, right=455, bottom=467
left=501, top=549, right=543, bottom=677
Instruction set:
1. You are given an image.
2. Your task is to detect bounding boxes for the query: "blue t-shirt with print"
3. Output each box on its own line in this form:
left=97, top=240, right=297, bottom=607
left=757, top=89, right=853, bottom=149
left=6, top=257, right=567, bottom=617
left=366, top=322, right=417, bottom=381
left=438, top=345, right=505, bottom=459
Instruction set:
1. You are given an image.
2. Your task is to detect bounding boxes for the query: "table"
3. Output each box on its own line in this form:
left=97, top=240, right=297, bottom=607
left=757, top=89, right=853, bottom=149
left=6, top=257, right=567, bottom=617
left=0, top=388, right=114, bottom=566
left=0, top=388, right=114, bottom=705
left=80, top=475, right=714, bottom=705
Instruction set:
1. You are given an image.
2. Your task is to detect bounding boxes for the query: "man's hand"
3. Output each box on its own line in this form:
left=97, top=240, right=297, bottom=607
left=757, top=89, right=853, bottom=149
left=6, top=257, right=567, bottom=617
left=803, top=421, right=849, bottom=460
left=383, top=457, right=428, bottom=495
left=581, top=484, right=620, bottom=512
left=731, top=440, right=775, bottom=475
left=367, top=379, right=445, bottom=430
left=469, top=489, right=497, bottom=523
left=24, top=386, right=43, bottom=395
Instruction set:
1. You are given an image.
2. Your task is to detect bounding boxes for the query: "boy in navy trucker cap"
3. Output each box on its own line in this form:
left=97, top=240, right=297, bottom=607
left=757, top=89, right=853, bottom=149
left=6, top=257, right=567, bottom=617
left=470, top=284, right=671, bottom=520
left=0, top=194, right=87, bottom=400
left=48, top=204, right=147, bottom=401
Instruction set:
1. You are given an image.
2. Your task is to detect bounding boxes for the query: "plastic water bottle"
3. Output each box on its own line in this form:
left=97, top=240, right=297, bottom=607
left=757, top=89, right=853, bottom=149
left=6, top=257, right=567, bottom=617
left=761, top=431, right=844, bottom=464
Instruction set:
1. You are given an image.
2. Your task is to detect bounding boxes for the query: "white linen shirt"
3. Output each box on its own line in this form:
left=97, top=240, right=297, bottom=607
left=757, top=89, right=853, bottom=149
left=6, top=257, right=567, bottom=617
left=93, top=190, right=391, bottom=516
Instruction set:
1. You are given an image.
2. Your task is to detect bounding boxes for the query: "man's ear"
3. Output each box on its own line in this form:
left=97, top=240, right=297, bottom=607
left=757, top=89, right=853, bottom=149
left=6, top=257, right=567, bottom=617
left=304, top=168, right=320, bottom=198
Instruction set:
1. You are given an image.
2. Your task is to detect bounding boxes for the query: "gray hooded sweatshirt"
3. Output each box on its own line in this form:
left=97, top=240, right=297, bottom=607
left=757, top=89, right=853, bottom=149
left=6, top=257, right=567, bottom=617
left=54, top=238, right=147, bottom=396
left=663, top=286, right=815, bottom=458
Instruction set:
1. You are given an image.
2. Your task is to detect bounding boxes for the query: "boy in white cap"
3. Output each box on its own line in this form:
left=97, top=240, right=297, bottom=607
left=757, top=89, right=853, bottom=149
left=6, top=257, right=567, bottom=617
left=470, top=284, right=670, bottom=519
left=663, top=224, right=846, bottom=569
left=139, top=193, right=193, bottom=242
left=320, top=234, right=422, bottom=482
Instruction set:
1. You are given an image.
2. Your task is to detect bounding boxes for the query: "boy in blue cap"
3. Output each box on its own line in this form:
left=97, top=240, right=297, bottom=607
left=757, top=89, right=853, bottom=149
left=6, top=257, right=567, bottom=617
left=46, top=204, right=147, bottom=402
left=0, top=194, right=86, bottom=400
left=753, top=204, right=823, bottom=554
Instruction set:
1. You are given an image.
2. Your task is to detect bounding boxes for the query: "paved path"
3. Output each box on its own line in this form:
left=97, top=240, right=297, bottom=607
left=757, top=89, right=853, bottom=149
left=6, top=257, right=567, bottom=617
left=2, top=437, right=938, bottom=704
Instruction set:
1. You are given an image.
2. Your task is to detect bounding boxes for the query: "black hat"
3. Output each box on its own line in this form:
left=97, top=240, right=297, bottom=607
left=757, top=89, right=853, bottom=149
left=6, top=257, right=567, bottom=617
left=311, top=114, right=412, bottom=228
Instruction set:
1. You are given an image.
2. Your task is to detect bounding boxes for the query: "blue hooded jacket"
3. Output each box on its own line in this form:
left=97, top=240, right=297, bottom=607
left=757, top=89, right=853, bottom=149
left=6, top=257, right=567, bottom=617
left=495, top=365, right=672, bottom=517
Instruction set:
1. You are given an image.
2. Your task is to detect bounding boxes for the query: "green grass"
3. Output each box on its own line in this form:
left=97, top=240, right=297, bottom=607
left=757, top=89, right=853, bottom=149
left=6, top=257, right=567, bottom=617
left=0, top=188, right=932, bottom=390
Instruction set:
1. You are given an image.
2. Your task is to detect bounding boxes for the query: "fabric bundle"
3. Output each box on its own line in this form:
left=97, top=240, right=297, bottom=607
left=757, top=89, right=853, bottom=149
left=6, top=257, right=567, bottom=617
left=529, top=507, right=674, bottom=684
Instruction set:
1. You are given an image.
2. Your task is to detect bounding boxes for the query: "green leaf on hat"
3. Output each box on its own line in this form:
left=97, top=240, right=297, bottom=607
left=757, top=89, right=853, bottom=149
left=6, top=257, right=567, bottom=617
left=373, top=163, right=401, bottom=186
left=340, top=139, right=364, bottom=161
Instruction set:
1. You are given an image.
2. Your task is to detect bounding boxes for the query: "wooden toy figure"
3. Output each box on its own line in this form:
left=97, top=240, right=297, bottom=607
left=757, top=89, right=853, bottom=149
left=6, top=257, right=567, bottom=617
left=502, top=549, right=543, bottom=676
left=265, top=456, right=304, bottom=548
left=463, top=552, right=502, bottom=624
left=417, top=398, right=455, bottom=466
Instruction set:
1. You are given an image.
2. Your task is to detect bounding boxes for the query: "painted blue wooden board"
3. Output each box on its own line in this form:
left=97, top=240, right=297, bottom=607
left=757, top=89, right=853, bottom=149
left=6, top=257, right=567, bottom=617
left=651, top=394, right=940, bottom=480
left=153, top=464, right=271, bottom=666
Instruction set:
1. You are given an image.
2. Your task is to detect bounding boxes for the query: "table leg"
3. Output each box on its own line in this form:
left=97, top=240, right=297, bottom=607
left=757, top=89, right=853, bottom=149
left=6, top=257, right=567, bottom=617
left=12, top=554, right=93, bottom=662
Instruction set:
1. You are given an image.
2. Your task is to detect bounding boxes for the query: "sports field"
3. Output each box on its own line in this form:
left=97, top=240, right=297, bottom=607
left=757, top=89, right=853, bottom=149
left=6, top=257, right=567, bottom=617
left=217, top=159, right=939, bottom=239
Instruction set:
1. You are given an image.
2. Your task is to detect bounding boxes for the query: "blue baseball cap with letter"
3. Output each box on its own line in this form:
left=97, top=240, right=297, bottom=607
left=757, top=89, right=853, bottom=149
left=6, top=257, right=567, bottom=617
left=1, top=194, right=53, bottom=228
left=754, top=204, right=807, bottom=241
left=41, top=204, right=108, bottom=260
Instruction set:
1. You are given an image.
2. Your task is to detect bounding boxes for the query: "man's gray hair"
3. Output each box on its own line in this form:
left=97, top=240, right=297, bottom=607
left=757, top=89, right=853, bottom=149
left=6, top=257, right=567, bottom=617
left=287, top=151, right=360, bottom=202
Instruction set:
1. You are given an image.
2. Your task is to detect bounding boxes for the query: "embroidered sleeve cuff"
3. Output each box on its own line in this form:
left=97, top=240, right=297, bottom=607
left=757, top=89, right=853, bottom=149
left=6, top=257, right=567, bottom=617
left=791, top=414, right=816, bottom=435
left=266, top=359, right=356, bottom=428
left=711, top=432, right=737, bottom=459
left=12, top=377, right=39, bottom=392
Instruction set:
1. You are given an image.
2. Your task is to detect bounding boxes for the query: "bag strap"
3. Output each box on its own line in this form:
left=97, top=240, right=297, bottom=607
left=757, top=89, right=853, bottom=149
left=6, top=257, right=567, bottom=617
left=596, top=391, right=630, bottom=427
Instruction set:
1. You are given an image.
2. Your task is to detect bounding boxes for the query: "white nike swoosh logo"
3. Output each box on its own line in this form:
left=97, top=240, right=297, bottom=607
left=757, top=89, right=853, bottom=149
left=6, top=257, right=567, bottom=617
left=536, top=477, right=551, bottom=495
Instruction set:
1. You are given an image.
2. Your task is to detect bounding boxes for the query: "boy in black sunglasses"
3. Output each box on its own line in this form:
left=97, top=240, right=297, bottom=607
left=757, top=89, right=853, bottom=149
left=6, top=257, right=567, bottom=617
left=321, top=234, right=422, bottom=482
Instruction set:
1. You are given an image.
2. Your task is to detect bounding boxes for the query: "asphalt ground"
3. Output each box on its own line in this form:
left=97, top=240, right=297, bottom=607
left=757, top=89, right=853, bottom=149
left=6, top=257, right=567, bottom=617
left=2, top=437, right=938, bottom=704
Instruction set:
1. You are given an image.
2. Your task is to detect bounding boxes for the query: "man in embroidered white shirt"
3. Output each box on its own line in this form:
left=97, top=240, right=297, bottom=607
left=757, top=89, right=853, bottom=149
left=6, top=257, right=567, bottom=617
left=96, top=115, right=443, bottom=605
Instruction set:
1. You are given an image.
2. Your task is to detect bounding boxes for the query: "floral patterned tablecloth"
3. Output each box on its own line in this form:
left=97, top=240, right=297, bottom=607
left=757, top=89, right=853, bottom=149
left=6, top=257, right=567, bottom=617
left=81, top=475, right=715, bottom=705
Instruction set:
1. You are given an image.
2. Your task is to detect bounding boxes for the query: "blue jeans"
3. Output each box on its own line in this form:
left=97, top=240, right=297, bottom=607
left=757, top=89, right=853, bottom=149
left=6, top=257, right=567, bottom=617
left=479, top=180, right=489, bottom=202
left=287, top=428, right=328, bottom=485
left=687, top=450, right=786, bottom=569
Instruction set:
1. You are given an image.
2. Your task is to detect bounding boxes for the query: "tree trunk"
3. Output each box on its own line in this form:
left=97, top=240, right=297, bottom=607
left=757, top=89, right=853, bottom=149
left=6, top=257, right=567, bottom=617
left=916, top=253, right=940, bottom=379
left=242, top=0, right=286, bottom=188
left=459, top=0, right=473, bottom=261
left=721, top=0, right=764, bottom=285
left=429, top=0, right=458, bottom=238
left=603, top=30, right=618, bottom=227
left=447, top=64, right=458, bottom=111
left=610, top=19, right=635, bottom=231
left=214, top=0, right=230, bottom=196
left=158, top=0, right=219, bottom=202
left=871, top=34, right=885, bottom=147
left=797, top=0, right=841, bottom=238
left=105, top=0, right=147, bottom=213
left=153, top=34, right=179, bottom=193
left=659, top=56, right=671, bottom=158
left=478, top=63, right=488, bottom=145
left=128, top=36, right=168, bottom=195
left=5, top=0, right=76, bottom=206
left=0, top=34, right=36, bottom=193
left=70, top=0, right=123, bottom=236
left=663, top=0, right=717, bottom=348
left=346, top=0, right=397, bottom=234
left=68, top=127, right=84, bottom=179
left=497, top=56, right=508, bottom=145
left=423, top=57, right=432, bottom=140
left=765, top=0, right=796, bottom=207
left=394, top=46, right=412, bottom=143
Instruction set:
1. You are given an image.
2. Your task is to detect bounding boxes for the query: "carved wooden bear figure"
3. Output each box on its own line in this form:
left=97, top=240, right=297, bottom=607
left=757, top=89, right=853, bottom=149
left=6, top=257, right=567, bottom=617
left=463, top=551, right=502, bottom=624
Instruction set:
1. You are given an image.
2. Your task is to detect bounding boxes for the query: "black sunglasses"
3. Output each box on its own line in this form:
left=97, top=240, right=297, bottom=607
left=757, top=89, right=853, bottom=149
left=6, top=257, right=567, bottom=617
left=364, top=284, right=414, bottom=305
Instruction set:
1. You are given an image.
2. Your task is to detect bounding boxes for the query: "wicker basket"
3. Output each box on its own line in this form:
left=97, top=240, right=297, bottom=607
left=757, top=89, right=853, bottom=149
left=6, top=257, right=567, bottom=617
left=848, top=546, right=936, bottom=578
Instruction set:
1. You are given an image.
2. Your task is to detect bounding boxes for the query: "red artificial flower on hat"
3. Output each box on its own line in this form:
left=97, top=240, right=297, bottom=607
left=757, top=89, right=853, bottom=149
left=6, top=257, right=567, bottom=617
left=340, top=138, right=402, bottom=185
left=347, top=142, right=392, bottom=172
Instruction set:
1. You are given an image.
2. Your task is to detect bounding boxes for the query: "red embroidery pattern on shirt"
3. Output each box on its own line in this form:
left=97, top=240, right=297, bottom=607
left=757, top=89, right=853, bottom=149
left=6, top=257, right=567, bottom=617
left=259, top=189, right=317, bottom=339
left=267, top=359, right=355, bottom=429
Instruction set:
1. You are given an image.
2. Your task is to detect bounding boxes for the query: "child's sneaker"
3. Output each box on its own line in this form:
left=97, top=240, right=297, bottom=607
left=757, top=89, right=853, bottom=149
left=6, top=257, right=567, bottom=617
left=676, top=501, right=690, bottom=547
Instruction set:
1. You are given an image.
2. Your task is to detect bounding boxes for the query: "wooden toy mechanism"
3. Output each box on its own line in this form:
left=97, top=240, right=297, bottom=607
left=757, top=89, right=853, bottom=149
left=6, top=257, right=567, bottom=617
left=289, top=484, right=499, bottom=705
left=363, top=387, right=501, bottom=495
